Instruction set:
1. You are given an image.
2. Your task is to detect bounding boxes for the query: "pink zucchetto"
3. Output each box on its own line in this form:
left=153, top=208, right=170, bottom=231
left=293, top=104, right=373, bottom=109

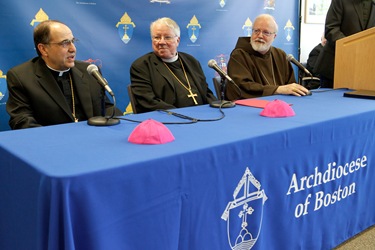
left=260, top=99, right=295, bottom=118
left=128, top=119, right=175, bottom=144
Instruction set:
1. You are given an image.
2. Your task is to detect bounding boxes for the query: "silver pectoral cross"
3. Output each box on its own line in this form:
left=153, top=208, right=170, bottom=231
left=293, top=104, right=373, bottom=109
left=187, top=89, right=198, bottom=105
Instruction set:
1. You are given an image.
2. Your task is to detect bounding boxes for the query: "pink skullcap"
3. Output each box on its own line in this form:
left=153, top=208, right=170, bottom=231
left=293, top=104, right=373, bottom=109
left=260, top=99, right=295, bottom=118
left=128, top=119, right=175, bottom=144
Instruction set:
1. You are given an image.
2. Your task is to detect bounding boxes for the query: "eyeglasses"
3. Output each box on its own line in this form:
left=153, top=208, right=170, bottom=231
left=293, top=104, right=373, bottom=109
left=47, top=38, right=79, bottom=48
left=252, top=29, right=276, bottom=37
left=152, top=35, right=177, bottom=42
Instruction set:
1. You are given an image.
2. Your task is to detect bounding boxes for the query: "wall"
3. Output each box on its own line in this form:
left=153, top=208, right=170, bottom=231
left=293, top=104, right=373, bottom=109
left=0, top=0, right=300, bottom=131
left=299, top=0, right=329, bottom=63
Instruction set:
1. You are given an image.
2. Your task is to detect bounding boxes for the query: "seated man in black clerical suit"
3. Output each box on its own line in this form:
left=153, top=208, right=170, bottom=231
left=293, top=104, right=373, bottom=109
left=6, top=20, right=121, bottom=129
left=129, top=17, right=216, bottom=114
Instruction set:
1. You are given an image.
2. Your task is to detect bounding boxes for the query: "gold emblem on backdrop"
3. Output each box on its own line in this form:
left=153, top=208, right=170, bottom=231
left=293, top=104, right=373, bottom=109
left=242, top=18, right=253, bottom=37
left=187, top=15, right=201, bottom=43
left=284, top=19, right=295, bottom=42
left=30, top=8, right=49, bottom=26
left=0, top=70, right=7, bottom=102
left=116, top=12, right=136, bottom=44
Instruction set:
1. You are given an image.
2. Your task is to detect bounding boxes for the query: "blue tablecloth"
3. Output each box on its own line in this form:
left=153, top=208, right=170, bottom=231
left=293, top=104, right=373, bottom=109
left=1, top=89, right=375, bottom=250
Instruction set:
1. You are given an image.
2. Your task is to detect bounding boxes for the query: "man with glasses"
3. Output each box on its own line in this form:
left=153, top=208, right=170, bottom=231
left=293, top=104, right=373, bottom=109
left=225, top=14, right=310, bottom=100
left=130, top=17, right=216, bottom=113
left=6, top=20, right=119, bottom=129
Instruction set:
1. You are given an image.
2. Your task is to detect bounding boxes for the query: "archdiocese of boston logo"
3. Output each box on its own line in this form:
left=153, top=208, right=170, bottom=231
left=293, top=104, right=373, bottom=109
left=222, top=167, right=267, bottom=250
left=242, top=18, right=253, bottom=37
left=284, top=19, right=295, bottom=42
left=116, top=12, right=136, bottom=44
left=187, top=15, right=201, bottom=43
left=264, top=0, right=276, bottom=10
left=30, top=8, right=49, bottom=27
left=0, top=70, right=7, bottom=102
left=219, top=0, right=228, bottom=8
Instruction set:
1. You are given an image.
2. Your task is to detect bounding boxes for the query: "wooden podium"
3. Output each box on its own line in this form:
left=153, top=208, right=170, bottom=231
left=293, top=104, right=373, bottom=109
left=334, top=27, right=375, bottom=98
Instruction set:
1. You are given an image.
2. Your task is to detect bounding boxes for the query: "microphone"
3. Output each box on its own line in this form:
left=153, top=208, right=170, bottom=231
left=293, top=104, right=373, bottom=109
left=208, top=59, right=235, bottom=84
left=86, top=64, right=120, bottom=126
left=87, top=64, right=114, bottom=96
left=286, top=54, right=312, bottom=77
left=207, top=59, right=236, bottom=109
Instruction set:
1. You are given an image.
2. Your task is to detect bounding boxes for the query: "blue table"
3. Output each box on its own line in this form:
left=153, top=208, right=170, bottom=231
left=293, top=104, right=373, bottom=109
left=1, top=89, right=375, bottom=250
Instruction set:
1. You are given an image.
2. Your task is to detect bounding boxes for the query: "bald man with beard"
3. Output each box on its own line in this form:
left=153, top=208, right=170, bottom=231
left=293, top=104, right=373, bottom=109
left=226, top=14, right=310, bottom=100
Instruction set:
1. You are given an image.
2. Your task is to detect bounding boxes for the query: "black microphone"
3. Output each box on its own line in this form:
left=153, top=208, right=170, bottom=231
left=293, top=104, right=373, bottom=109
left=86, top=64, right=119, bottom=126
left=286, top=54, right=312, bottom=76
left=87, top=64, right=114, bottom=96
left=208, top=59, right=235, bottom=84
left=207, top=59, right=236, bottom=109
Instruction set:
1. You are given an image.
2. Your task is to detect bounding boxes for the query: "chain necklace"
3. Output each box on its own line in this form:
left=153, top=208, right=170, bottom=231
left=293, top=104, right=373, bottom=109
left=258, top=55, right=276, bottom=86
left=163, top=58, right=198, bottom=105
left=68, top=74, right=78, bottom=122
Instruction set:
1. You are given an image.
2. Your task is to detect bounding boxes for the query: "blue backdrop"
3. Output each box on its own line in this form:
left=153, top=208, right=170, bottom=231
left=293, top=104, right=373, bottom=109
left=0, top=0, right=300, bottom=131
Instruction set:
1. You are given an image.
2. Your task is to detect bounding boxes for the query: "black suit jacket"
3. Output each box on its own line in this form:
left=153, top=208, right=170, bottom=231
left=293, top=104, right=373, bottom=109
left=306, top=43, right=323, bottom=76
left=6, top=57, right=119, bottom=129
left=315, top=0, right=374, bottom=85
left=130, top=52, right=216, bottom=113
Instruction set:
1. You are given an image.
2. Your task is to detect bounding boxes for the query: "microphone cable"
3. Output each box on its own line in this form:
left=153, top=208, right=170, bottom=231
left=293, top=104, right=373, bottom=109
left=107, top=94, right=117, bottom=119
left=230, top=81, right=242, bottom=101
left=116, top=101, right=228, bottom=125
left=87, top=88, right=120, bottom=126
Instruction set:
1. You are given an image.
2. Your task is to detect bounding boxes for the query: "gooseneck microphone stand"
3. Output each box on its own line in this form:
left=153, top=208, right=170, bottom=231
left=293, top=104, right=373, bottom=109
left=300, top=71, right=320, bottom=90
left=87, top=88, right=120, bottom=126
left=210, top=76, right=236, bottom=108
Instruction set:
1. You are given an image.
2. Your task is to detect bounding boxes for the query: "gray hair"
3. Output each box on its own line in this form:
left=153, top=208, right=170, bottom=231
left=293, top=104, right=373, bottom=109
left=150, top=17, right=180, bottom=37
left=254, top=14, right=278, bottom=33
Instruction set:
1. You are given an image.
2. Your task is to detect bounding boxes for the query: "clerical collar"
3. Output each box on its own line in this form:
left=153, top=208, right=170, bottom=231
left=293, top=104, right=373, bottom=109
left=162, top=54, right=179, bottom=63
left=46, top=64, right=71, bottom=77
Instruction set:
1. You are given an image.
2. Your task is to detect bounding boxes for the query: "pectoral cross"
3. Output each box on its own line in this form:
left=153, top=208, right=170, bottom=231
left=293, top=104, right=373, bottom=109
left=187, top=89, right=198, bottom=105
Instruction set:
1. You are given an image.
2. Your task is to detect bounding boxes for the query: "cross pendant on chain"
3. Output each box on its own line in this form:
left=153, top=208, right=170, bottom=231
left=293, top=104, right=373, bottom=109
left=187, top=89, right=198, bottom=105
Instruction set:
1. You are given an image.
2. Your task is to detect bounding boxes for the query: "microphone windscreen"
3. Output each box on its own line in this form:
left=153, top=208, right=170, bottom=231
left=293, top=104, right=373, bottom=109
left=208, top=59, right=217, bottom=68
left=87, top=64, right=98, bottom=75
left=286, top=54, right=294, bottom=62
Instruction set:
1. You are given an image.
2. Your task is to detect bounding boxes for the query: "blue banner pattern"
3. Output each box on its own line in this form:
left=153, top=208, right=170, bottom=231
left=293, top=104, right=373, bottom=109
left=0, top=0, right=299, bottom=131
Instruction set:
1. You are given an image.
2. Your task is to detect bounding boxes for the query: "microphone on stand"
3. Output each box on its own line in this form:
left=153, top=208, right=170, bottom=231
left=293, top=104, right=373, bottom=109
left=286, top=54, right=319, bottom=89
left=286, top=54, right=313, bottom=77
left=207, top=59, right=236, bottom=108
left=208, top=59, right=236, bottom=84
left=86, top=64, right=120, bottom=126
left=87, top=64, right=115, bottom=96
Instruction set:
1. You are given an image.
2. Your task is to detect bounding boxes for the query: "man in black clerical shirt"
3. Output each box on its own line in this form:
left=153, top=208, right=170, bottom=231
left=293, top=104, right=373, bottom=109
left=129, top=17, right=216, bottom=113
left=6, top=20, right=120, bottom=129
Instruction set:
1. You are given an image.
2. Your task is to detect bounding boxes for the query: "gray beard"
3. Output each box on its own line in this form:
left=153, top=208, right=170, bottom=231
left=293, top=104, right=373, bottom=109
left=251, top=41, right=271, bottom=54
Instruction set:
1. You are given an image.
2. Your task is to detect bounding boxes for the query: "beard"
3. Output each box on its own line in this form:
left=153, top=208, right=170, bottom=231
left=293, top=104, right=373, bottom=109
left=251, top=38, right=271, bottom=53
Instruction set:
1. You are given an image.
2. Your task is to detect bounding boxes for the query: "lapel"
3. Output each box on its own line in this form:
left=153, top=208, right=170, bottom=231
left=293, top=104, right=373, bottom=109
left=71, top=66, right=94, bottom=118
left=178, top=54, right=201, bottom=91
left=151, top=53, right=176, bottom=91
left=353, top=0, right=365, bottom=30
left=150, top=53, right=202, bottom=93
left=366, top=0, right=375, bottom=28
left=35, top=59, right=73, bottom=120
